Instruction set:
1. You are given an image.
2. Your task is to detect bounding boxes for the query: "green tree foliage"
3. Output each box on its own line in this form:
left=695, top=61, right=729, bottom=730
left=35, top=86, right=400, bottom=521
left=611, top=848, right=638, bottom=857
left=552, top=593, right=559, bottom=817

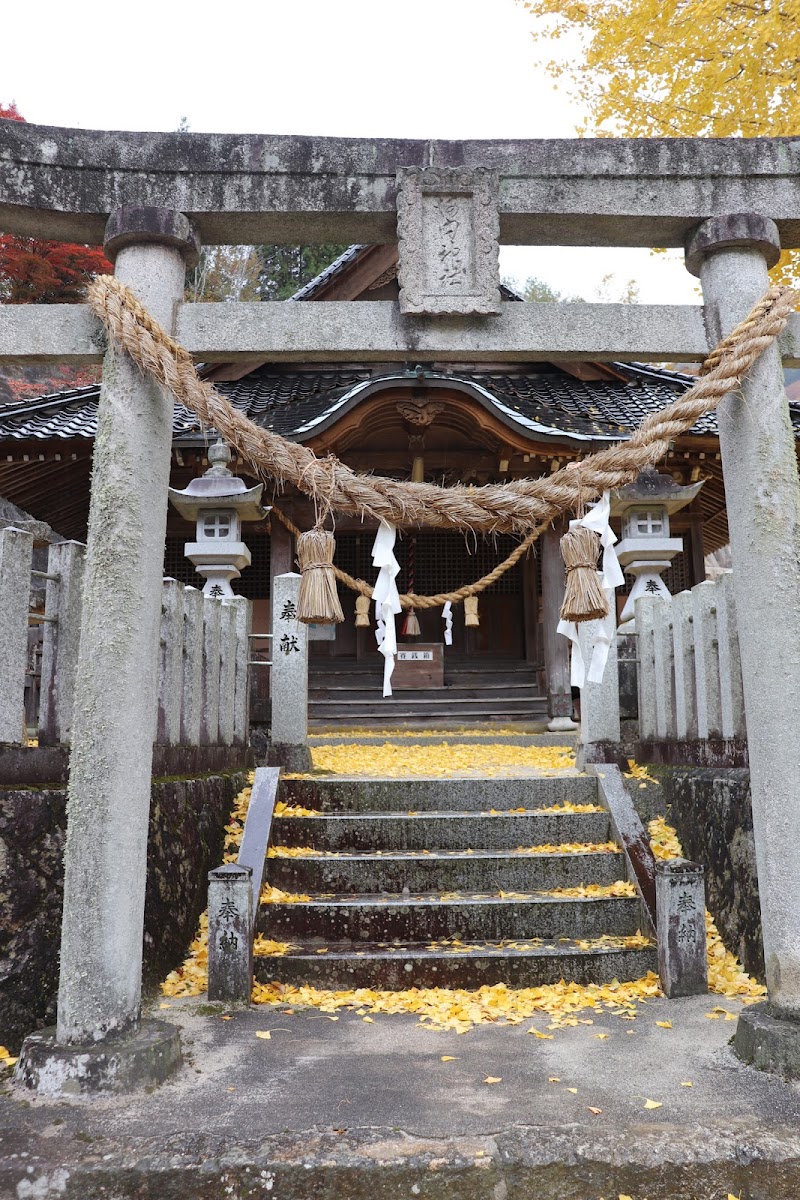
left=257, top=245, right=350, bottom=300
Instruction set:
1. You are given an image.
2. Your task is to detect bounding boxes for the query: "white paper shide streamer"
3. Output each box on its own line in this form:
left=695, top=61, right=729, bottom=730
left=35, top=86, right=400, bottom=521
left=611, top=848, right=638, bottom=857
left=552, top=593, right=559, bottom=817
left=557, top=492, right=624, bottom=687
left=371, top=521, right=402, bottom=697
left=441, top=601, right=453, bottom=646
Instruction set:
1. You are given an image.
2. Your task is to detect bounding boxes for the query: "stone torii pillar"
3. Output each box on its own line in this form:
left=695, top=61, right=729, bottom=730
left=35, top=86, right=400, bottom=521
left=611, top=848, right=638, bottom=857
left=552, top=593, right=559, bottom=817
left=686, top=213, right=800, bottom=1074
left=17, top=208, right=199, bottom=1095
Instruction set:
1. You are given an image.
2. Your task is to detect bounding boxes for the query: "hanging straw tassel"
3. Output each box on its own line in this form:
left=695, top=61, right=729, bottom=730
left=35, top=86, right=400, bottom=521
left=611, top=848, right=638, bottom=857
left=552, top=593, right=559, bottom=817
left=464, top=595, right=480, bottom=627
left=296, top=526, right=345, bottom=624
left=355, top=593, right=371, bottom=628
left=559, top=525, right=609, bottom=623
left=401, top=608, right=421, bottom=636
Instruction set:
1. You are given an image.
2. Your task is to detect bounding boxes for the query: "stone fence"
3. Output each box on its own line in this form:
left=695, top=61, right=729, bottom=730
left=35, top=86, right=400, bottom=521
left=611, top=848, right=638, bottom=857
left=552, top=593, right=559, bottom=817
left=578, top=570, right=747, bottom=767
left=635, top=572, right=746, bottom=762
left=0, top=526, right=252, bottom=750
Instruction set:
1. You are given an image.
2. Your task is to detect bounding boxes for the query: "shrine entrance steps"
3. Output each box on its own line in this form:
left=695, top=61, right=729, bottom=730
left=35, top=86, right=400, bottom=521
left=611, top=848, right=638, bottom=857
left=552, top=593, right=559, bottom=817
left=256, top=772, right=656, bottom=990
left=307, top=657, right=548, bottom=725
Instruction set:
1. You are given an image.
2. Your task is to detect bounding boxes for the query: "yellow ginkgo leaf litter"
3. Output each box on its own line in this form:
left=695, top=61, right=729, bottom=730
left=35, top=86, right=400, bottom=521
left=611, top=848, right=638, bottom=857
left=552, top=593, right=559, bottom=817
left=162, top=757, right=766, bottom=1030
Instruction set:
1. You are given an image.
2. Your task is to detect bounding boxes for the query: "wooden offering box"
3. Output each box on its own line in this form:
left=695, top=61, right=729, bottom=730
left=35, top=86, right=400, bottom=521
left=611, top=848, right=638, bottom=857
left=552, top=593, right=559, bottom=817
left=392, top=643, right=444, bottom=689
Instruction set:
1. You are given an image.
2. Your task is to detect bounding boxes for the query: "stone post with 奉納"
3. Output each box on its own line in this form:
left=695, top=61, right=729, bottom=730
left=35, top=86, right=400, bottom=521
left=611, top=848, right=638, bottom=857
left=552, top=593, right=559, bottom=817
left=207, top=864, right=254, bottom=1005
left=267, top=572, right=312, bottom=772
left=17, top=208, right=200, bottom=1096
left=686, top=212, right=800, bottom=1073
left=656, top=858, right=708, bottom=998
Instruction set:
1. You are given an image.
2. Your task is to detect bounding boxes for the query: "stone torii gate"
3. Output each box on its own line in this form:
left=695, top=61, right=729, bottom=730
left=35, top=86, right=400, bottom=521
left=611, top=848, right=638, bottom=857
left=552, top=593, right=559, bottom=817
left=2, top=123, right=800, bottom=1090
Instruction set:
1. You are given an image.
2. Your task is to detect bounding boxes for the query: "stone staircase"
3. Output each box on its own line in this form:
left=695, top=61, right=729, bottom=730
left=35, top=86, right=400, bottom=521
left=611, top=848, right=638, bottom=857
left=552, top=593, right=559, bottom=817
left=255, top=772, right=656, bottom=989
left=308, top=658, right=548, bottom=725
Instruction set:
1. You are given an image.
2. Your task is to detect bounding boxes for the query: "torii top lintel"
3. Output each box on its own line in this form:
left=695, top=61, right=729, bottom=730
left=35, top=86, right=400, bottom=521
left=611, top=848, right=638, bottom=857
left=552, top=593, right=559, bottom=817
left=2, top=119, right=800, bottom=249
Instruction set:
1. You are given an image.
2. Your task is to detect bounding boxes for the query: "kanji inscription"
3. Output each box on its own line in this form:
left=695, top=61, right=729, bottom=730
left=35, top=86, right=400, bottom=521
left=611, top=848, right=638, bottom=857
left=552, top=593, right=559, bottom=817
left=396, top=167, right=500, bottom=315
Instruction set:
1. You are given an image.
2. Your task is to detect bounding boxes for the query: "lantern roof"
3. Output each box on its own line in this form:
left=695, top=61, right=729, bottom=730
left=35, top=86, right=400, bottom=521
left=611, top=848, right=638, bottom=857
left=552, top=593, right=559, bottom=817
left=610, top=466, right=703, bottom=517
left=168, top=439, right=267, bottom=522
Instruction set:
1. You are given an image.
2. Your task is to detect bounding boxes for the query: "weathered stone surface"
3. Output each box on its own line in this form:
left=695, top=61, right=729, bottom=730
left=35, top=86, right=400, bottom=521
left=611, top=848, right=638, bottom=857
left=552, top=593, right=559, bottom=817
left=3, top=298, right=800, bottom=366
left=57, top=220, right=193, bottom=1046
left=685, top=211, right=781, bottom=276
left=207, top=864, right=252, bottom=1005
left=16, top=1018, right=182, bottom=1096
left=735, top=1002, right=800, bottom=1078
left=396, top=167, right=500, bottom=315
left=104, top=206, right=200, bottom=267
left=649, top=765, right=764, bottom=981
left=656, top=858, right=709, bottom=998
left=0, top=526, right=34, bottom=745
left=692, top=220, right=800, bottom=1018
left=3, top=122, right=800, bottom=247
left=269, top=573, right=309, bottom=755
left=37, top=541, right=85, bottom=747
left=4, top=994, right=800, bottom=1198
left=0, top=770, right=247, bottom=1053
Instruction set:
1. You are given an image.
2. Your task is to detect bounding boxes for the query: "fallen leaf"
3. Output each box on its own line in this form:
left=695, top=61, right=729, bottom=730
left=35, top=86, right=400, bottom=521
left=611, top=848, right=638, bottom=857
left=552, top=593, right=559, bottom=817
left=655, top=1020, right=672, bottom=1029
left=255, top=1031, right=271, bottom=1040
left=528, top=1028, right=554, bottom=1039
left=441, top=1056, right=458, bottom=1062
left=566, top=1087, right=578, bottom=1094
left=681, top=1081, right=693, bottom=1088
left=158, top=1003, right=171, bottom=1009
left=595, top=1033, right=609, bottom=1040
left=588, top=1106, right=603, bottom=1114
left=326, top=1016, right=339, bottom=1021
left=483, top=1076, right=502, bottom=1084
left=619, top=1194, right=634, bottom=1200
left=362, top=1016, right=374, bottom=1023
left=643, top=1098, right=662, bottom=1109
left=548, top=1076, right=560, bottom=1082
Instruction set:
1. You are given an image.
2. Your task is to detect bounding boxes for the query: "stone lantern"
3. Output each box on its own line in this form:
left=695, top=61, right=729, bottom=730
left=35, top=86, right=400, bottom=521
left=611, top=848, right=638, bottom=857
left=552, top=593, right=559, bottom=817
left=168, top=439, right=267, bottom=598
left=611, top=467, right=704, bottom=626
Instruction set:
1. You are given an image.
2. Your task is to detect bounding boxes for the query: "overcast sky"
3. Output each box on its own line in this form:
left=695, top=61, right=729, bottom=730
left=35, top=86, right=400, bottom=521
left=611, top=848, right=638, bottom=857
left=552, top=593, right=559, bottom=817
left=2, top=0, right=698, bottom=304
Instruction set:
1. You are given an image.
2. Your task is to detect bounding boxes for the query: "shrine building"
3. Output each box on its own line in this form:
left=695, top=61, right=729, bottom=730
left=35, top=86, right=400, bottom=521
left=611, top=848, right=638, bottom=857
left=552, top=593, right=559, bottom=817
left=0, top=243, right=784, bottom=726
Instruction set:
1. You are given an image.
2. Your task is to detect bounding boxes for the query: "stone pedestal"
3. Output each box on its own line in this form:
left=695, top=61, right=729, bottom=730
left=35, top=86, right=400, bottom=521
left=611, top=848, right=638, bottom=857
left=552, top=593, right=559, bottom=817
left=687, top=212, right=800, bottom=1067
left=734, top=1003, right=800, bottom=1078
left=15, top=1021, right=182, bottom=1098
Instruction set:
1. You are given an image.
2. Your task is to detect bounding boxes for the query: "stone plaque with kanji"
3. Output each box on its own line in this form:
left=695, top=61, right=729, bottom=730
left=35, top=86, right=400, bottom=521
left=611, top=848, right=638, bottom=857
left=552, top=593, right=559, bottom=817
left=396, top=167, right=501, bottom=315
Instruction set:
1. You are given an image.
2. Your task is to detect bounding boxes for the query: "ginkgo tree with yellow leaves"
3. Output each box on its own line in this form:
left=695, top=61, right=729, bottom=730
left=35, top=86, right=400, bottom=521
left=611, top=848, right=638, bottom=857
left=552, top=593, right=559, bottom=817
left=518, top=0, right=800, bottom=282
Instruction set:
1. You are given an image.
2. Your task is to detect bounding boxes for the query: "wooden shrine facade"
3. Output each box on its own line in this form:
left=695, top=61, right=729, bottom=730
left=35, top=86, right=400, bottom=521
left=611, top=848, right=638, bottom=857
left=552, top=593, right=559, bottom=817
left=0, top=241, right=774, bottom=719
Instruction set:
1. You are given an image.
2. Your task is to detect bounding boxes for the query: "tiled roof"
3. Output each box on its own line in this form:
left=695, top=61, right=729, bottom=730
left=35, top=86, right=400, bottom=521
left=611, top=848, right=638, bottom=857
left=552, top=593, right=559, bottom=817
left=289, top=244, right=524, bottom=301
left=0, top=360, right=781, bottom=445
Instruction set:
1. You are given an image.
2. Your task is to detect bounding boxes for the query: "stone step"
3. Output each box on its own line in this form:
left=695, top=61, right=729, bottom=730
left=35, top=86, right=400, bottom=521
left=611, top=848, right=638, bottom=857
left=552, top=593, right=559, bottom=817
left=309, top=681, right=544, bottom=697
left=259, top=892, right=644, bottom=943
left=266, top=847, right=625, bottom=894
left=309, top=658, right=538, bottom=677
left=272, top=808, right=611, bottom=852
left=280, top=775, right=598, bottom=813
left=308, top=701, right=548, bottom=720
left=254, top=937, right=656, bottom=990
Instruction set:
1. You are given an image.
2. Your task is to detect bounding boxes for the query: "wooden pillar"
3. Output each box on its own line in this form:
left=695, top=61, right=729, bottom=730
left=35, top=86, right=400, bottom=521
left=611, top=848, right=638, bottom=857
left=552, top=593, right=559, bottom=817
left=523, top=550, right=539, bottom=666
left=688, top=506, right=706, bottom=587
left=541, top=521, right=577, bottom=732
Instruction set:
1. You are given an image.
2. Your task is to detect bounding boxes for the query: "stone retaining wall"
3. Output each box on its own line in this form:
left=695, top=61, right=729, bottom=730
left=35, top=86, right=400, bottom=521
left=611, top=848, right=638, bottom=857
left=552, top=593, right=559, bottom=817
left=0, top=770, right=248, bottom=1051
left=649, top=765, right=763, bottom=982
